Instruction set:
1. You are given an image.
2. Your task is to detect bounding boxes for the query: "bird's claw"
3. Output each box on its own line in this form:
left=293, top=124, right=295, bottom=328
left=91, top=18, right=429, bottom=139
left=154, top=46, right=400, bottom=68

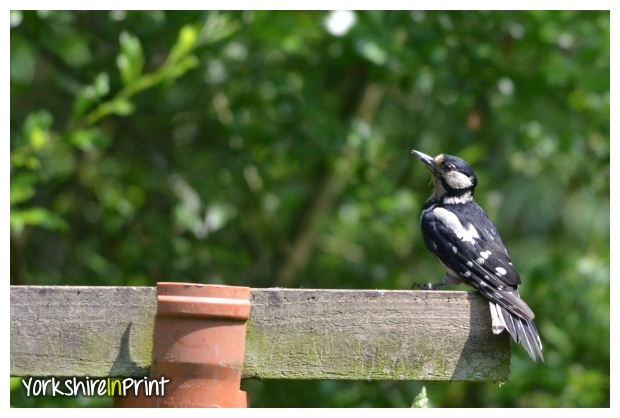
left=413, top=282, right=440, bottom=290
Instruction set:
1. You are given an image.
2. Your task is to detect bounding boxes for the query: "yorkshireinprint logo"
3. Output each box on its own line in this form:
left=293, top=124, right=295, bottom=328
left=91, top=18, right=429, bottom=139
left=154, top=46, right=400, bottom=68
left=21, top=377, right=171, bottom=397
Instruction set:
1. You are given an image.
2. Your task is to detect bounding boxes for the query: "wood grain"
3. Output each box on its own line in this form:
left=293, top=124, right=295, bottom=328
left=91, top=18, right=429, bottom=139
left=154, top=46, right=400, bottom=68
left=10, top=286, right=510, bottom=381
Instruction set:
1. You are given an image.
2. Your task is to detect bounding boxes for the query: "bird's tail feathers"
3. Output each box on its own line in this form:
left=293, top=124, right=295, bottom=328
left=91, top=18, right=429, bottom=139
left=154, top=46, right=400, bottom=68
left=490, top=301, right=507, bottom=334
left=493, top=302, right=544, bottom=363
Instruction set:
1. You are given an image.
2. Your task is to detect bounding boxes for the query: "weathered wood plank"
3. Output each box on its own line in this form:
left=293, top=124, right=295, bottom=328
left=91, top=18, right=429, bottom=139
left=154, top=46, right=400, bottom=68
left=10, top=286, right=156, bottom=378
left=245, top=289, right=510, bottom=381
left=10, top=286, right=510, bottom=381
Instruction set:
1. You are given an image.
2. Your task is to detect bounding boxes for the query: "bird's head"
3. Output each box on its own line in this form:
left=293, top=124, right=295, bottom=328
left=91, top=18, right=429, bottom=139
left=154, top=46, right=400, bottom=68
left=411, top=150, right=478, bottom=202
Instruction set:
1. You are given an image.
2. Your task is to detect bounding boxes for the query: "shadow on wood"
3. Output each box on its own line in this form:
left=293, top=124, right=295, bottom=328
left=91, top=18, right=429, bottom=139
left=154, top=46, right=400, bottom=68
left=108, top=323, right=149, bottom=378
left=451, top=292, right=510, bottom=381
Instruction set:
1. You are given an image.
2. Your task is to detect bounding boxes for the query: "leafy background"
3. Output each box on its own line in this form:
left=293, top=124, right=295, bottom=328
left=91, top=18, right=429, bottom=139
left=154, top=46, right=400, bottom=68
left=10, top=10, right=609, bottom=407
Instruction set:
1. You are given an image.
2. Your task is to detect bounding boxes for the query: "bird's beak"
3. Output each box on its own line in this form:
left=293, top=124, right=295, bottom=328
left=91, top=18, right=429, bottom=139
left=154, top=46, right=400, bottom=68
left=411, top=150, right=437, bottom=172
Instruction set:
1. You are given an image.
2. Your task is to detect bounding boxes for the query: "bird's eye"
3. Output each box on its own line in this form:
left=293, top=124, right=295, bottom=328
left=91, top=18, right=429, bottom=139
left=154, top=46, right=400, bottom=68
left=444, top=164, right=454, bottom=173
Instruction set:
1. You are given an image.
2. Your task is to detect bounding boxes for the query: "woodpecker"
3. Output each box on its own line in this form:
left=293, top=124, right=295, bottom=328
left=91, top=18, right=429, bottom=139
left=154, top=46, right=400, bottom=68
left=411, top=150, right=543, bottom=363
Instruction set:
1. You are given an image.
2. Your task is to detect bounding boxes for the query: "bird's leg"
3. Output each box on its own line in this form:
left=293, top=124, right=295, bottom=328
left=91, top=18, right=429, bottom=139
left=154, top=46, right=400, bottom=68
left=413, top=273, right=461, bottom=290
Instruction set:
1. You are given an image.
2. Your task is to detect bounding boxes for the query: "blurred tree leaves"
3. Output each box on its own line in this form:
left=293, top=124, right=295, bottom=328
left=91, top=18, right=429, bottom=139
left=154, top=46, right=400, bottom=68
left=10, top=10, right=608, bottom=408
left=117, top=31, right=144, bottom=86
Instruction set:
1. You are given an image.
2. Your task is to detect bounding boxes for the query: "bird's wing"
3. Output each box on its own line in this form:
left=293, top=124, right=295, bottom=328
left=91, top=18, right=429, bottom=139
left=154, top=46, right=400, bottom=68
left=421, top=206, right=534, bottom=320
left=448, top=202, right=522, bottom=286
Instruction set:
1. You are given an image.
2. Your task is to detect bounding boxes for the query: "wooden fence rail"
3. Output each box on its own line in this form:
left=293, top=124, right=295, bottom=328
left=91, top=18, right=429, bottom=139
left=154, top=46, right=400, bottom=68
left=10, top=286, right=510, bottom=382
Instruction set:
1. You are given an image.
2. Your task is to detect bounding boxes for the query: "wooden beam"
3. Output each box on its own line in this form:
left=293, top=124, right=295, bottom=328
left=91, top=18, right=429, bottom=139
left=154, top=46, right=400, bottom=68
left=10, top=286, right=510, bottom=382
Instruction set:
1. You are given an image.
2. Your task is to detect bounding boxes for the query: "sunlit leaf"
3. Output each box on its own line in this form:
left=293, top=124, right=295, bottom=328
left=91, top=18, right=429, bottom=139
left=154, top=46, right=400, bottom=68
left=71, top=73, right=110, bottom=120
left=167, top=25, right=198, bottom=65
left=10, top=174, right=37, bottom=204
left=10, top=207, right=68, bottom=235
left=108, top=98, right=135, bottom=116
left=67, top=128, right=111, bottom=151
left=117, top=31, right=144, bottom=85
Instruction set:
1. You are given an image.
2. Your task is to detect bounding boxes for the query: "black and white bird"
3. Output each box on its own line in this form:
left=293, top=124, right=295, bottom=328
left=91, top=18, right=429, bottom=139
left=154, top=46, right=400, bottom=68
left=411, top=150, right=544, bottom=363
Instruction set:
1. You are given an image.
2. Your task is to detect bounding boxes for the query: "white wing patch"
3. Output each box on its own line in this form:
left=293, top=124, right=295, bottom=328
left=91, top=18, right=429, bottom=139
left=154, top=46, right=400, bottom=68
left=495, top=267, right=507, bottom=276
left=432, top=207, right=480, bottom=243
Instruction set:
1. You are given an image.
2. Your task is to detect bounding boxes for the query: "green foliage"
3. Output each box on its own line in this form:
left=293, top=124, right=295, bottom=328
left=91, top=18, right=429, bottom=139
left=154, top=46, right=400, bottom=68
left=117, top=31, right=144, bottom=85
left=411, top=386, right=428, bottom=408
left=10, top=10, right=609, bottom=407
